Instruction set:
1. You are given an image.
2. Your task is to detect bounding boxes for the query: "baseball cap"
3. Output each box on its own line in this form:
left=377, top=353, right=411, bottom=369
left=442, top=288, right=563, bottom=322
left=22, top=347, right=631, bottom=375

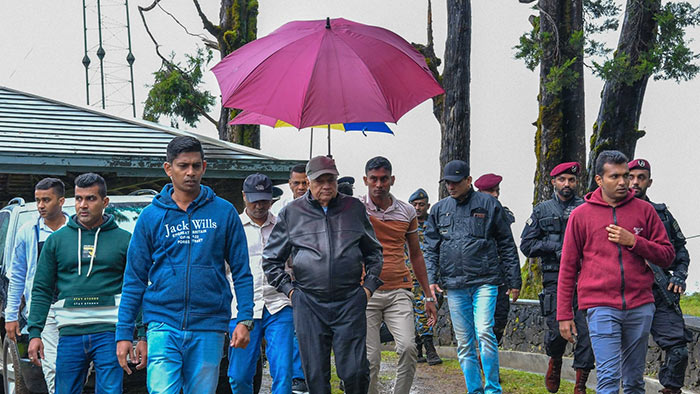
left=243, top=173, right=273, bottom=202
left=306, top=156, right=339, bottom=180
left=440, top=160, right=469, bottom=182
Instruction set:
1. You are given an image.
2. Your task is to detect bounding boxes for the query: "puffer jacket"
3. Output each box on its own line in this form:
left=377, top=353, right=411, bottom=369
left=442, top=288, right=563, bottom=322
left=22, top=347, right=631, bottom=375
left=423, top=188, right=521, bottom=290
left=262, top=191, right=384, bottom=301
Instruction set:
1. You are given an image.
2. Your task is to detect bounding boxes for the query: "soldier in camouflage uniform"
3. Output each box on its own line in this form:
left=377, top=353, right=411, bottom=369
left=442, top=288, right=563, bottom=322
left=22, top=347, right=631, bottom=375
left=474, top=173, right=515, bottom=345
left=520, top=162, right=594, bottom=394
left=628, top=158, right=692, bottom=394
left=405, top=188, right=443, bottom=365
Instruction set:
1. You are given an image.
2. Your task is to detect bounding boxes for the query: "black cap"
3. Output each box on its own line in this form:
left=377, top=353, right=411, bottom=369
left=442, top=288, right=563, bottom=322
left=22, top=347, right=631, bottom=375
left=272, top=186, right=284, bottom=201
left=440, top=160, right=469, bottom=182
left=338, top=176, right=355, bottom=185
left=243, top=173, right=273, bottom=202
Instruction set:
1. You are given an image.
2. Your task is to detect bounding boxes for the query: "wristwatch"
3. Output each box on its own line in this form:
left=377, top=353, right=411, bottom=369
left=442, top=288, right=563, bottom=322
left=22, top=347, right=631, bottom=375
left=239, top=319, right=254, bottom=331
left=424, top=297, right=436, bottom=303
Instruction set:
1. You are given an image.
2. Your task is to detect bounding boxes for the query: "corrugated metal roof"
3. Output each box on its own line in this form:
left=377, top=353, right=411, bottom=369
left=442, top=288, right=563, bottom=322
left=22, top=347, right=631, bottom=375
left=0, top=86, right=275, bottom=159
left=0, top=86, right=302, bottom=179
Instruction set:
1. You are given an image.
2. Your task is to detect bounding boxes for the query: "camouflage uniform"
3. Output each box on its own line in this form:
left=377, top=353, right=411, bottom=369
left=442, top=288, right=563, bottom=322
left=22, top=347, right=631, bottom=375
left=404, top=221, right=433, bottom=337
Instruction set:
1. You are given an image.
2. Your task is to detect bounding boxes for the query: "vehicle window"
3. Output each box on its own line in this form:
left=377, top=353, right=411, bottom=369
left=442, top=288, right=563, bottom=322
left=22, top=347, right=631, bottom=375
left=0, top=211, right=10, bottom=268
left=105, top=202, right=149, bottom=234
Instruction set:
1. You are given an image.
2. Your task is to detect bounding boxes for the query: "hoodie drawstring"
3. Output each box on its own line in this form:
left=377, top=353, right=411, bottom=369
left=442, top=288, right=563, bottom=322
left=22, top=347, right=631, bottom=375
left=77, top=227, right=101, bottom=277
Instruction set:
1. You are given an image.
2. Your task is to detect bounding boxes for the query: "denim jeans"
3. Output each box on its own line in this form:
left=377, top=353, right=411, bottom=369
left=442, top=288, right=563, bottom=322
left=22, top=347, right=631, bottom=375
left=228, top=306, right=294, bottom=394
left=292, top=333, right=304, bottom=380
left=587, top=303, right=655, bottom=394
left=55, top=331, right=122, bottom=394
left=446, top=284, right=501, bottom=394
left=147, top=322, right=225, bottom=394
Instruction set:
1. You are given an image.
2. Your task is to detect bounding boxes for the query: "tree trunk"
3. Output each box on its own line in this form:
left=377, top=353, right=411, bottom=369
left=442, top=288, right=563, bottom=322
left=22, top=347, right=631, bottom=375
left=533, top=0, right=586, bottom=204
left=439, top=0, right=471, bottom=199
left=586, top=0, right=660, bottom=191
left=215, top=0, right=260, bottom=148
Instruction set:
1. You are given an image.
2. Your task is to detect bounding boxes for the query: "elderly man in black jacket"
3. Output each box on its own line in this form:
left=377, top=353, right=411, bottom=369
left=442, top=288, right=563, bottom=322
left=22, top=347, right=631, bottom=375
left=263, top=156, right=384, bottom=394
left=424, top=160, right=521, bottom=394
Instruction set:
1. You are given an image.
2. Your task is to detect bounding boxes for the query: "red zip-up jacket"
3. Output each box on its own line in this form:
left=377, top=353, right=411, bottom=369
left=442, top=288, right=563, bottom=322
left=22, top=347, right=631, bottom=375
left=556, top=188, right=675, bottom=321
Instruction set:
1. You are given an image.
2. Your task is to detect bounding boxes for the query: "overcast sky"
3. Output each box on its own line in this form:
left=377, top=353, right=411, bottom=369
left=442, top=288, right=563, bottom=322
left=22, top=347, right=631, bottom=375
left=2, top=1, right=699, bottom=291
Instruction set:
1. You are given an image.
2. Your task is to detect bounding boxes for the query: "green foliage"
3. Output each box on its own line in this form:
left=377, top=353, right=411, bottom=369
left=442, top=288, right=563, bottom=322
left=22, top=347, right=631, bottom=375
left=500, top=368, right=577, bottom=394
left=515, top=1, right=620, bottom=70
left=519, top=259, right=542, bottom=300
left=680, top=292, right=700, bottom=317
left=593, top=2, right=700, bottom=84
left=515, top=15, right=542, bottom=71
left=545, top=57, right=580, bottom=94
left=143, top=48, right=216, bottom=128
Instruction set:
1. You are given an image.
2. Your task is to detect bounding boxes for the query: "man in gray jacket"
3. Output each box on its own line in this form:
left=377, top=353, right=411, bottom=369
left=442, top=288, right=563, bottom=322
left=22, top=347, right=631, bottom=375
left=424, top=160, right=521, bottom=394
left=263, top=156, right=384, bottom=394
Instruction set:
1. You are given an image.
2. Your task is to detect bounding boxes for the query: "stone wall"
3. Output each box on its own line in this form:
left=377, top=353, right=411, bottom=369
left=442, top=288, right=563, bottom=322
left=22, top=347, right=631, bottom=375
left=432, top=298, right=700, bottom=390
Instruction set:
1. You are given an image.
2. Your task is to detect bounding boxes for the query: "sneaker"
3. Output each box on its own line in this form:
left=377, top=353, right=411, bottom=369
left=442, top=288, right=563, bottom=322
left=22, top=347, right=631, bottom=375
left=292, top=378, right=309, bottom=393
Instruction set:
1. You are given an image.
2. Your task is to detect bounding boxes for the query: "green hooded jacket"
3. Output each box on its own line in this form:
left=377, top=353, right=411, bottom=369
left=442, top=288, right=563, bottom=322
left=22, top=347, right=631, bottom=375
left=27, top=214, right=132, bottom=339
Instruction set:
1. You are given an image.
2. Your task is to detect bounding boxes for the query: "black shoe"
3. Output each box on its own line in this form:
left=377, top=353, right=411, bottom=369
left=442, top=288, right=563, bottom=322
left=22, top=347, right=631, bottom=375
left=416, top=335, right=427, bottom=363
left=423, top=336, right=443, bottom=365
left=292, top=378, right=308, bottom=393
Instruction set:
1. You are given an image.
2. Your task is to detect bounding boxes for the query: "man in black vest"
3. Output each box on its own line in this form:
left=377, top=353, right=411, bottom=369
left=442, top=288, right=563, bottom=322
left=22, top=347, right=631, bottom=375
left=629, top=158, right=691, bottom=394
left=520, top=162, right=594, bottom=394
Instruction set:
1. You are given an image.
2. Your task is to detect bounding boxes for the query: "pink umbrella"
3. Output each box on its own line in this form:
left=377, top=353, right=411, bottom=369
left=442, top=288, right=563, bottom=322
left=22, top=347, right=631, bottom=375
left=212, top=17, right=444, bottom=129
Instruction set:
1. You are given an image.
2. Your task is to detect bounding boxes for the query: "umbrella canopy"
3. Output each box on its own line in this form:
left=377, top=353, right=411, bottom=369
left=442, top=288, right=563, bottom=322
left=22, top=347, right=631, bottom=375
left=230, top=110, right=394, bottom=134
left=212, top=17, right=444, bottom=129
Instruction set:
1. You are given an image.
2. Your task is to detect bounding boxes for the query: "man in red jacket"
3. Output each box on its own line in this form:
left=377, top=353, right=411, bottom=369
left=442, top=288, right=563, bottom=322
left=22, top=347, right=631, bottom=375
left=557, top=150, right=675, bottom=394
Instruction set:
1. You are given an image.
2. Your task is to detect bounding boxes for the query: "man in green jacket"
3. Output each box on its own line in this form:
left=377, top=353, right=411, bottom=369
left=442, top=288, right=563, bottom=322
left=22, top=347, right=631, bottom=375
left=27, top=173, right=146, bottom=393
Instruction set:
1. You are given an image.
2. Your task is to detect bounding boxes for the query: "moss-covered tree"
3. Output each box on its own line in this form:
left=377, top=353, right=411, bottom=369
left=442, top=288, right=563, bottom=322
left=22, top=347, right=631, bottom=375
left=413, top=0, right=469, bottom=199
left=139, top=0, right=260, bottom=148
left=514, top=0, right=620, bottom=297
left=586, top=1, right=700, bottom=190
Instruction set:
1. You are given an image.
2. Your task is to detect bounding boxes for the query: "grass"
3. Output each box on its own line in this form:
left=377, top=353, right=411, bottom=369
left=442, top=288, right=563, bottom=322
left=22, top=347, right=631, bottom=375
left=680, top=292, right=700, bottom=317
left=437, top=357, right=578, bottom=394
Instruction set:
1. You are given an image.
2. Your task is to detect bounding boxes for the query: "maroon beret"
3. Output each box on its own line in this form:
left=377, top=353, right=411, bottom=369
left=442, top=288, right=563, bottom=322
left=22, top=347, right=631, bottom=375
left=474, top=173, right=503, bottom=190
left=550, top=162, right=581, bottom=177
left=628, top=158, right=651, bottom=174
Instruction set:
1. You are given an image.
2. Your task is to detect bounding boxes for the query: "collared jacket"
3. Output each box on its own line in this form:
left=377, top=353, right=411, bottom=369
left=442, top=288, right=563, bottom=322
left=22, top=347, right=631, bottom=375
left=423, top=188, right=521, bottom=290
left=263, top=191, right=384, bottom=301
left=557, top=189, right=675, bottom=321
left=520, top=195, right=584, bottom=272
left=5, top=213, right=69, bottom=322
left=229, top=211, right=290, bottom=319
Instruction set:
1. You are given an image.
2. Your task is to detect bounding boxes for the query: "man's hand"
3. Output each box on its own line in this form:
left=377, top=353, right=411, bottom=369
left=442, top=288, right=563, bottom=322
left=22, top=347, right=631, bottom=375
left=425, top=299, right=438, bottom=327
left=116, top=340, right=135, bottom=375
left=288, top=289, right=295, bottom=305
left=230, top=323, right=251, bottom=349
left=606, top=225, right=635, bottom=247
left=134, top=340, right=148, bottom=370
left=507, top=288, right=520, bottom=303
left=28, top=338, right=44, bottom=367
left=559, top=320, right=578, bottom=343
left=430, top=284, right=443, bottom=296
left=363, top=287, right=372, bottom=301
left=668, top=276, right=686, bottom=294
left=5, top=321, right=20, bottom=341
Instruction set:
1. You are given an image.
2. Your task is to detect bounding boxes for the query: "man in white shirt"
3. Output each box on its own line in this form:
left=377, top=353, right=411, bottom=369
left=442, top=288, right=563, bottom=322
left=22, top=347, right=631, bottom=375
left=228, top=173, right=295, bottom=394
left=5, top=178, right=69, bottom=394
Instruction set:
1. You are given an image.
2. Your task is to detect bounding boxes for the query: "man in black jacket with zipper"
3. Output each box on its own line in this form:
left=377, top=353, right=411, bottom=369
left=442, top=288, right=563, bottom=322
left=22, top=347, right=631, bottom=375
left=263, top=155, right=384, bottom=394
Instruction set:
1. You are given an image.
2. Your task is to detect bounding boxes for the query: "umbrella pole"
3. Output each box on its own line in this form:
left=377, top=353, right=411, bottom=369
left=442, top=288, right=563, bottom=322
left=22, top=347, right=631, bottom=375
left=310, top=128, right=314, bottom=159
left=327, top=124, right=332, bottom=158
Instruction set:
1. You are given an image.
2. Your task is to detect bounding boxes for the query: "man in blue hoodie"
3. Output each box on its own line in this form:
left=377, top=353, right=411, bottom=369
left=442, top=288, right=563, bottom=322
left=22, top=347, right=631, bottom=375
left=116, top=136, right=254, bottom=394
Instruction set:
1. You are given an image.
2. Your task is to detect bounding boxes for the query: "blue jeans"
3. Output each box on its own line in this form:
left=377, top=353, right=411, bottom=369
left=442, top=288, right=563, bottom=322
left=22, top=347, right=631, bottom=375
left=587, top=303, right=655, bottom=394
left=228, top=306, right=294, bottom=394
left=447, top=285, right=501, bottom=394
left=147, top=322, right=225, bottom=394
left=55, top=331, right=122, bottom=394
